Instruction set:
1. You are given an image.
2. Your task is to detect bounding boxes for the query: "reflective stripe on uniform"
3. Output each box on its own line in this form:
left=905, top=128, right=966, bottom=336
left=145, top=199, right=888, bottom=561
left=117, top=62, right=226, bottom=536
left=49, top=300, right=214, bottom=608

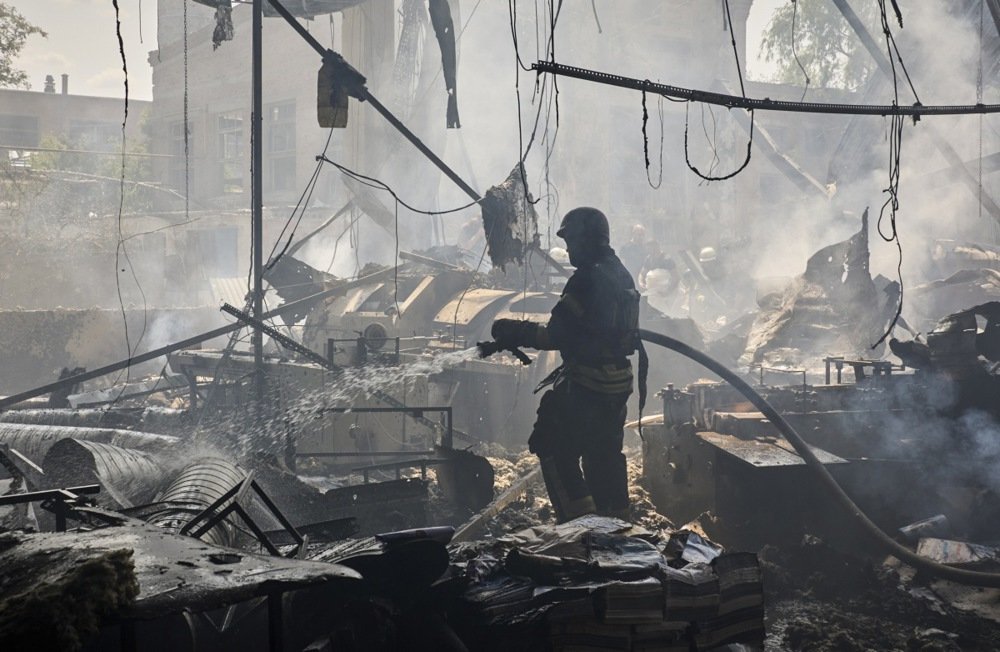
left=563, top=361, right=633, bottom=394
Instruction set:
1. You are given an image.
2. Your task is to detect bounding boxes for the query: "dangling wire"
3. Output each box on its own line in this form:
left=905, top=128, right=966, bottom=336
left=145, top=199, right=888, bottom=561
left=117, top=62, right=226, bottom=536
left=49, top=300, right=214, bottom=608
left=684, top=106, right=754, bottom=182
left=977, top=0, right=990, bottom=242
left=590, top=0, right=602, bottom=33
left=683, top=0, right=754, bottom=182
left=266, top=129, right=335, bottom=270
left=699, top=102, right=722, bottom=180
left=871, top=0, right=911, bottom=349
left=110, top=0, right=149, bottom=407
left=641, top=86, right=664, bottom=189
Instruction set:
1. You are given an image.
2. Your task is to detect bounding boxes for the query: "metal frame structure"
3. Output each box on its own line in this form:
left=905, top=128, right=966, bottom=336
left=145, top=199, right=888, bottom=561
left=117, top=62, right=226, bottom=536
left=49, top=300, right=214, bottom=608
left=179, top=471, right=307, bottom=558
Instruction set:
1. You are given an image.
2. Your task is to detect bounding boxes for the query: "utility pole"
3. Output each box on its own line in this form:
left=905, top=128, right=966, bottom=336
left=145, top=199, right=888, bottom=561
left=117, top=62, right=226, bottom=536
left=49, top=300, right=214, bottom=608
left=252, top=0, right=265, bottom=406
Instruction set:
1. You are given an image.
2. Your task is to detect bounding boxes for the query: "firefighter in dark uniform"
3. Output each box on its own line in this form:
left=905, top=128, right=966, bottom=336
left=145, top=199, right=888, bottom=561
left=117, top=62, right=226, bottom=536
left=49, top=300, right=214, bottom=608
left=491, top=207, right=641, bottom=522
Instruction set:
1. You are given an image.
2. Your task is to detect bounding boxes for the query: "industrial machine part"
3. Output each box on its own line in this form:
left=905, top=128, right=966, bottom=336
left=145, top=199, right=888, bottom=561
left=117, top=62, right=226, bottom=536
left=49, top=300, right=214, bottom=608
left=636, top=327, right=1000, bottom=587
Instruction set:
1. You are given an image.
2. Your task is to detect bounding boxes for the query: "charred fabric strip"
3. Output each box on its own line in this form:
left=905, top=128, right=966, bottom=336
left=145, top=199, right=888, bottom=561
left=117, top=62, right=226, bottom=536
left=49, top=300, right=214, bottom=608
left=532, top=60, right=1000, bottom=116
left=146, top=458, right=248, bottom=549
left=0, top=424, right=177, bottom=471
left=639, top=327, right=1000, bottom=588
left=429, top=0, right=461, bottom=128
left=42, top=439, right=164, bottom=509
left=480, top=165, right=541, bottom=270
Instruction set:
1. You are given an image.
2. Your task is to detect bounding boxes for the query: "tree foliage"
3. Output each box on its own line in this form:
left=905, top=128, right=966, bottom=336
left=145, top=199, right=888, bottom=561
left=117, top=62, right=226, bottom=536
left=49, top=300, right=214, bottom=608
left=0, top=2, right=46, bottom=89
left=759, top=0, right=880, bottom=92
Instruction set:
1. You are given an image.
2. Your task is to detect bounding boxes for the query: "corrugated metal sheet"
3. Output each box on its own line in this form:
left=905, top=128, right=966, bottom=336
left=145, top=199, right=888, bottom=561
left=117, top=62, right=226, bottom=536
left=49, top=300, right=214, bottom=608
left=433, top=289, right=518, bottom=326
left=209, top=277, right=249, bottom=311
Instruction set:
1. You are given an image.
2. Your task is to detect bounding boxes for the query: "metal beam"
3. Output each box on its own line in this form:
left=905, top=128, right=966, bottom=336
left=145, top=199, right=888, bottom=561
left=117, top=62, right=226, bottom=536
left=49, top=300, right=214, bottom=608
left=265, top=0, right=568, bottom=278
left=531, top=60, right=1000, bottom=117
left=265, top=0, right=480, bottom=202
left=252, top=0, right=265, bottom=403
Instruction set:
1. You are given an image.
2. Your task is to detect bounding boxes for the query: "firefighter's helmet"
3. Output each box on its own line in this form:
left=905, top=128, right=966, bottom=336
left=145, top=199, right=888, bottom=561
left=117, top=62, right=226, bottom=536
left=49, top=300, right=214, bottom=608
left=557, top=207, right=610, bottom=245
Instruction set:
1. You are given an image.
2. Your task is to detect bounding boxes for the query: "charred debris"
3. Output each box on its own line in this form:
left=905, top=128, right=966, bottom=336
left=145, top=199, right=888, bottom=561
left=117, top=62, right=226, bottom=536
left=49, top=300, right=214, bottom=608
left=6, top=218, right=1000, bottom=650
left=4, top=1, right=1000, bottom=651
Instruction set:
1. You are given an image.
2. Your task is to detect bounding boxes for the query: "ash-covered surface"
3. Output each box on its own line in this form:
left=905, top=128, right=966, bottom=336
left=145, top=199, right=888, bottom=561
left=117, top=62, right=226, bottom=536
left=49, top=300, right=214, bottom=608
left=463, top=447, right=1000, bottom=651
left=757, top=537, right=1000, bottom=651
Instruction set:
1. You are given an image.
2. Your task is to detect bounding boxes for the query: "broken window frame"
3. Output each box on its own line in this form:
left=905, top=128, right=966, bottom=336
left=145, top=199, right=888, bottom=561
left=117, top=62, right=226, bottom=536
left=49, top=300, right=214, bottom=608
left=265, top=100, right=296, bottom=193
left=217, top=110, right=245, bottom=194
left=0, top=114, right=39, bottom=148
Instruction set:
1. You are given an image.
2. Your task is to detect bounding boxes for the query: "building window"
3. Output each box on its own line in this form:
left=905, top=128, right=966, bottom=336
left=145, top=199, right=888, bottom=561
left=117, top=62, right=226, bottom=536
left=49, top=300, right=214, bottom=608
left=217, top=111, right=244, bottom=194
left=69, top=119, right=119, bottom=151
left=0, top=115, right=39, bottom=148
left=265, top=101, right=296, bottom=192
left=168, top=120, right=191, bottom=192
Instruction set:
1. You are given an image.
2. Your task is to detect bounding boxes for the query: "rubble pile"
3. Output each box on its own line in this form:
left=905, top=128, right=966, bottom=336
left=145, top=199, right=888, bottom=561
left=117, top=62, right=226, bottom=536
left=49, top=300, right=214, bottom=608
left=761, top=536, right=1000, bottom=651
left=741, top=213, right=898, bottom=373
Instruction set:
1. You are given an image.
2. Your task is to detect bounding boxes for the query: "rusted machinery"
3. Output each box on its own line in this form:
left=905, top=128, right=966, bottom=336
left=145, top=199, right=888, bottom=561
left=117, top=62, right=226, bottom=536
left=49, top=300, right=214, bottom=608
left=641, top=357, right=1000, bottom=547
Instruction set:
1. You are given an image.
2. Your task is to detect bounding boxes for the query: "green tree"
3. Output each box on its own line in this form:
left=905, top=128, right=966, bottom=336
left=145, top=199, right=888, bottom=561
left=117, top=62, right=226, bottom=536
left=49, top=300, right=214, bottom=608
left=759, top=0, right=880, bottom=92
left=0, top=3, right=46, bottom=89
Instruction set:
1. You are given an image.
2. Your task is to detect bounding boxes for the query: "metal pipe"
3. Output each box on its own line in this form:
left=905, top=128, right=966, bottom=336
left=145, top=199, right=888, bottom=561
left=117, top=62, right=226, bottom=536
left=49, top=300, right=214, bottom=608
left=253, top=0, right=265, bottom=404
left=0, top=423, right=177, bottom=470
left=41, top=439, right=164, bottom=508
left=0, top=408, right=138, bottom=428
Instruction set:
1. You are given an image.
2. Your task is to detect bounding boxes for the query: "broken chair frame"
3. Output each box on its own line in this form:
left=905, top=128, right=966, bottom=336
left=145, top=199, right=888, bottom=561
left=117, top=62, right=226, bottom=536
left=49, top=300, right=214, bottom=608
left=179, top=471, right=307, bottom=558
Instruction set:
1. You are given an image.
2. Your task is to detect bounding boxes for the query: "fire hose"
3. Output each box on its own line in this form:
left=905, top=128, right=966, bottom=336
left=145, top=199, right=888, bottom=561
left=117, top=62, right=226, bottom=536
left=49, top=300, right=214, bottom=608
left=479, top=329, right=1000, bottom=587
left=636, top=328, right=1000, bottom=588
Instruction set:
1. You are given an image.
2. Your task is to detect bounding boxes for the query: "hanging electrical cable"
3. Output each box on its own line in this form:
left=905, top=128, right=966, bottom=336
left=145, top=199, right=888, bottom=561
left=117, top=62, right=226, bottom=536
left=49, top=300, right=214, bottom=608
left=317, top=155, right=481, bottom=216
left=870, top=0, right=912, bottom=349
left=508, top=0, right=564, bottom=206
left=683, top=0, right=754, bottom=182
left=640, top=85, right=664, bottom=190
left=110, top=0, right=150, bottom=407
left=699, top=102, right=722, bottom=180
left=266, top=128, right=335, bottom=270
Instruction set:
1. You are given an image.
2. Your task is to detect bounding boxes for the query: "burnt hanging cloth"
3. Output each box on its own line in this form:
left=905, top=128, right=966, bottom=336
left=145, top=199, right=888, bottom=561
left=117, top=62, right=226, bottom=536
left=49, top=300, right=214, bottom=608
left=428, top=0, right=461, bottom=128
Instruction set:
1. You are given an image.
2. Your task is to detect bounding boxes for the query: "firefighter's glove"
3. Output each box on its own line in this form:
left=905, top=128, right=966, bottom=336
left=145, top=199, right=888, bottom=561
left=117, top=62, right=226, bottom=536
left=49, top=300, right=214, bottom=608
left=491, top=318, right=537, bottom=348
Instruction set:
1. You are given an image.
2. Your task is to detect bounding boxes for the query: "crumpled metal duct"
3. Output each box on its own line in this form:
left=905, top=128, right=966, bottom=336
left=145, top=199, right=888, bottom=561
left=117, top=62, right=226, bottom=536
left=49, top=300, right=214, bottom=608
left=0, top=423, right=178, bottom=472
left=146, top=458, right=248, bottom=548
left=0, top=408, right=138, bottom=429
left=41, top=439, right=164, bottom=508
